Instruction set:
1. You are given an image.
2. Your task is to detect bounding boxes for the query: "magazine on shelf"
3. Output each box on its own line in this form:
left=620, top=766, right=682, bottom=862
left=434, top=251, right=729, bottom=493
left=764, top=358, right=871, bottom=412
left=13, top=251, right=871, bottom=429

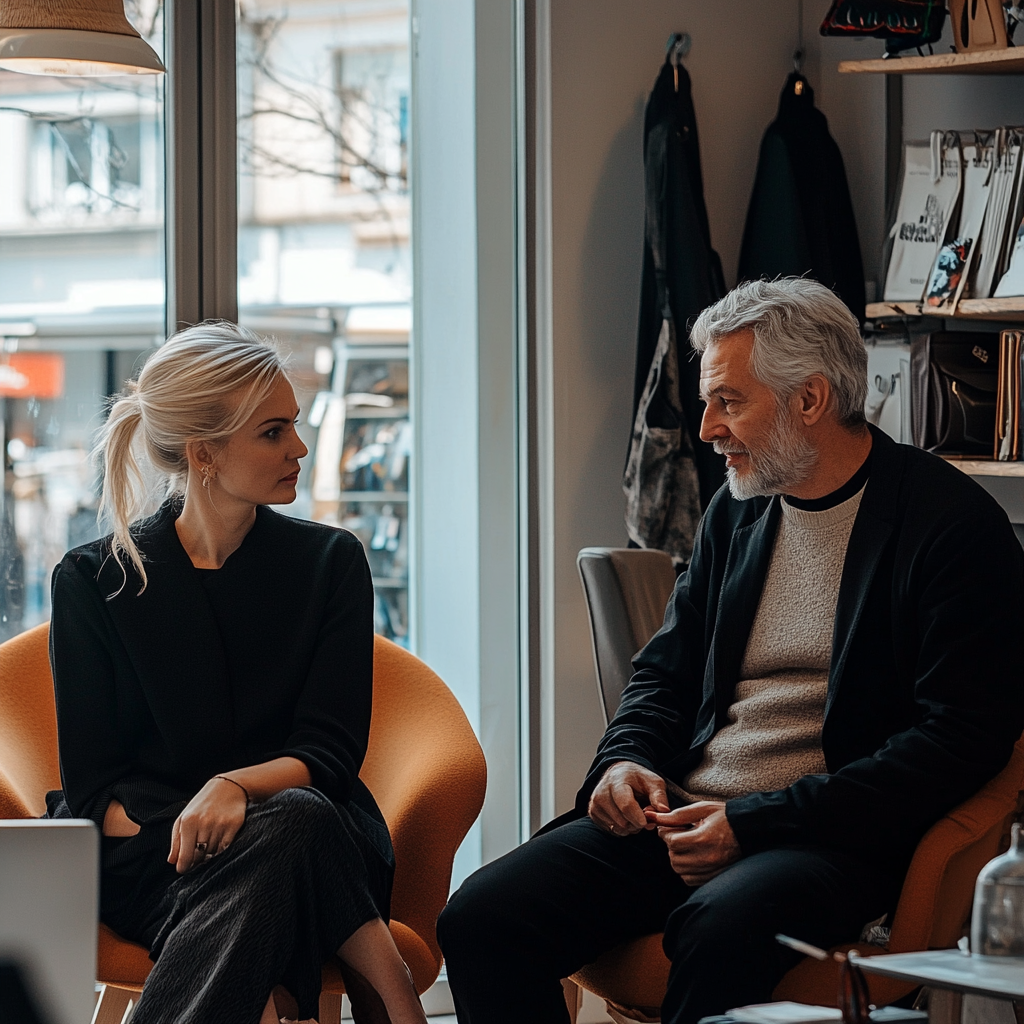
left=885, top=139, right=962, bottom=302
left=973, top=130, right=1024, bottom=298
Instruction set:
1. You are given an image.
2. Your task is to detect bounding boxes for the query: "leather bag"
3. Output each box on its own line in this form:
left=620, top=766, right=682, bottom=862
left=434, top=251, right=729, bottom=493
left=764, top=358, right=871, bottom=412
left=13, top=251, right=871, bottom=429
left=949, top=0, right=1008, bottom=52
left=910, top=331, right=999, bottom=454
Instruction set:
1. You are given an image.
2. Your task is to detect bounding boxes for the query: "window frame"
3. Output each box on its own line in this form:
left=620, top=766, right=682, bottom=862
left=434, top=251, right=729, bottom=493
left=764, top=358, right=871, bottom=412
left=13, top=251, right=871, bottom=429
left=163, top=0, right=528, bottom=870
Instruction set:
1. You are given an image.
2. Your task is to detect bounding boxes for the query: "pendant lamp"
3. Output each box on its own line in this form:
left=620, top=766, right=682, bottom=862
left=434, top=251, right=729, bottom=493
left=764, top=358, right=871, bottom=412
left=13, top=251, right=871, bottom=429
left=0, top=0, right=165, bottom=77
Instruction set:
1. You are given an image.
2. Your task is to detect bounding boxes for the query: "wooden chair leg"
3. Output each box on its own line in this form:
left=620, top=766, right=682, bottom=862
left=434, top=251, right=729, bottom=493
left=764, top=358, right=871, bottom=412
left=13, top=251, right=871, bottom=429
left=318, top=990, right=343, bottom=1024
left=91, top=985, right=136, bottom=1024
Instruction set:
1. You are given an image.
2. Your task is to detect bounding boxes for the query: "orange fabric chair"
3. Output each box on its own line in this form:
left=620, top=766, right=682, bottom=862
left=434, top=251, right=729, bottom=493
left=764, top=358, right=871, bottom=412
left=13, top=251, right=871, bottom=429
left=0, top=622, right=486, bottom=1024
left=569, top=735, right=1024, bottom=1020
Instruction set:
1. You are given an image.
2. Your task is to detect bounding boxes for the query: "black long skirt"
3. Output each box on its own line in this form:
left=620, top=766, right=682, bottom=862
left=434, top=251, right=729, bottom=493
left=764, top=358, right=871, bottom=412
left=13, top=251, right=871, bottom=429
left=101, top=787, right=393, bottom=1024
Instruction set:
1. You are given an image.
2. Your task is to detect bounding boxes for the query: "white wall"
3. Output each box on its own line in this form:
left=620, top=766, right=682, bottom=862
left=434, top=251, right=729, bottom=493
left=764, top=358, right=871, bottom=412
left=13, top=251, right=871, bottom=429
left=544, top=0, right=807, bottom=815
left=541, top=1, right=1024, bottom=817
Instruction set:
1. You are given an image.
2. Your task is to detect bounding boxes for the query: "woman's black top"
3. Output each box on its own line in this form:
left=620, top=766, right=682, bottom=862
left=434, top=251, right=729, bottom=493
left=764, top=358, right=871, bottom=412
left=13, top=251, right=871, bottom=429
left=48, top=498, right=392, bottom=922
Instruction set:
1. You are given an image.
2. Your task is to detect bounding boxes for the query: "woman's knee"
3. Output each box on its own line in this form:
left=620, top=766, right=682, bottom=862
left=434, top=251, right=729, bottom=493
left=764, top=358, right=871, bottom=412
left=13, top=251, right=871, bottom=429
left=248, top=786, right=346, bottom=847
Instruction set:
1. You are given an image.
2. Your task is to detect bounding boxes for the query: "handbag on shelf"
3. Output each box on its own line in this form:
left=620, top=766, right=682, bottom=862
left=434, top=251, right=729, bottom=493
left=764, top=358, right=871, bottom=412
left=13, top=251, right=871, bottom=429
left=819, top=0, right=947, bottom=54
left=910, top=331, right=999, bottom=454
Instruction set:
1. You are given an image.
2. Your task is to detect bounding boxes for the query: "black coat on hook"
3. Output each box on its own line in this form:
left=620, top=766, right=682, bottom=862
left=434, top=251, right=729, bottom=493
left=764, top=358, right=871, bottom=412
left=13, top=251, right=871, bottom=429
left=738, top=72, right=866, bottom=324
left=630, top=56, right=725, bottom=514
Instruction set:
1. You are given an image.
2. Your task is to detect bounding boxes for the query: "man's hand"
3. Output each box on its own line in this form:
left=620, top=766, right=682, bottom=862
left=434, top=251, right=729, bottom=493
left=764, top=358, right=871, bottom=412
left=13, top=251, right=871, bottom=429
left=168, top=777, right=248, bottom=874
left=645, top=801, right=741, bottom=885
left=588, top=761, right=670, bottom=836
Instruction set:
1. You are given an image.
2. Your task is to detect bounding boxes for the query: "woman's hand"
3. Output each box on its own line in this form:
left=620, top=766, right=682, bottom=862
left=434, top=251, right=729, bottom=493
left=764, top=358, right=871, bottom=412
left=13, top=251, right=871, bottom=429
left=168, top=776, right=248, bottom=874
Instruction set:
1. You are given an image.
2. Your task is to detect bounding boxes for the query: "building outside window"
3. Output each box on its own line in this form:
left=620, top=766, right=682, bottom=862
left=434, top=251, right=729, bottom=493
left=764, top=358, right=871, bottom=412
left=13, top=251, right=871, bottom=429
left=0, top=0, right=165, bottom=643
left=0, top=0, right=413, bottom=648
left=237, top=0, right=413, bottom=644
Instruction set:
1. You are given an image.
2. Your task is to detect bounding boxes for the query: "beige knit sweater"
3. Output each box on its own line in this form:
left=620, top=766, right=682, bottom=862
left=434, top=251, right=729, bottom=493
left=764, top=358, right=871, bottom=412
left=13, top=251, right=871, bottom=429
left=680, top=487, right=865, bottom=803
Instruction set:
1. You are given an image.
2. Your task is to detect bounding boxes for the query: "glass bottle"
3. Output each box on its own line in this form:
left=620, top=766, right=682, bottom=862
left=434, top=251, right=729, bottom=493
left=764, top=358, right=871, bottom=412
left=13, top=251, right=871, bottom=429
left=971, top=822, right=1024, bottom=957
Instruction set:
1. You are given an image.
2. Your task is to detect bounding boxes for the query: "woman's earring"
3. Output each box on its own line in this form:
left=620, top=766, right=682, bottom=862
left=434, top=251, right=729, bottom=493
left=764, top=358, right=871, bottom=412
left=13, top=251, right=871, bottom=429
left=201, top=466, right=213, bottom=489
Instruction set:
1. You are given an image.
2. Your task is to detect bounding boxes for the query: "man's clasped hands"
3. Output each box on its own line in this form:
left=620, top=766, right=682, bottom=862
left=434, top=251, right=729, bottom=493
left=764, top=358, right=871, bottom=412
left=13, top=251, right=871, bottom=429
left=587, top=761, right=742, bottom=886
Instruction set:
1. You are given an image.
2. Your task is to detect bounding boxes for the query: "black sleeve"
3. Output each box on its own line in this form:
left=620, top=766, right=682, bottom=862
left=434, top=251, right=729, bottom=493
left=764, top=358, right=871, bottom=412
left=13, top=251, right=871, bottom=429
left=725, top=507, right=1024, bottom=861
left=573, top=514, right=713, bottom=812
left=271, top=539, right=375, bottom=803
left=49, top=557, right=131, bottom=827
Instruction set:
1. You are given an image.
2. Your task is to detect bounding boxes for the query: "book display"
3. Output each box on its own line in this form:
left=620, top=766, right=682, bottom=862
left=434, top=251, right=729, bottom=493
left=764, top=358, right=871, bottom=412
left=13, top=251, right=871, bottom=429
left=885, top=129, right=1024, bottom=312
left=308, top=306, right=411, bottom=645
left=840, top=40, right=1024, bottom=545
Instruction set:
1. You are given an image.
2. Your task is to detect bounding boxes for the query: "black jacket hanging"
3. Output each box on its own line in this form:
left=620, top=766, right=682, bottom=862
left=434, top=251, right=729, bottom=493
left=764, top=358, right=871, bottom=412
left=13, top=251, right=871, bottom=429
left=738, top=72, right=866, bottom=324
left=627, top=56, right=725, bottom=561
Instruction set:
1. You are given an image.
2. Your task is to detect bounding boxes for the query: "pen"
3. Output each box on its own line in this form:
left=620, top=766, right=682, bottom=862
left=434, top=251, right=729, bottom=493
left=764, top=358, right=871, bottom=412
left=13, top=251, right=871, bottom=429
left=775, top=933, right=830, bottom=961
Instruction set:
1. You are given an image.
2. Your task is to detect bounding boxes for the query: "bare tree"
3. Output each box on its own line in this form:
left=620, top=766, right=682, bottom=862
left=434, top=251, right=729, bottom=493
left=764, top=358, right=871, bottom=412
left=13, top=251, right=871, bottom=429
left=237, top=6, right=408, bottom=196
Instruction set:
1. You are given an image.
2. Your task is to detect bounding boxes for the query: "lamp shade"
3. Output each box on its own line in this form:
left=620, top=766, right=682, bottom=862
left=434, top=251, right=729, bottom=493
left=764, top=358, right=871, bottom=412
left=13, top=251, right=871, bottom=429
left=0, top=0, right=164, bottom=76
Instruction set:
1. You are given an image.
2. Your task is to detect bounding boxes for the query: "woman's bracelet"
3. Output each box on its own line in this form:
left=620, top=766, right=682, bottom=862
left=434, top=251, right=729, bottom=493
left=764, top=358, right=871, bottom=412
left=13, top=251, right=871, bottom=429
left=214, top=775, right=251, bottom=804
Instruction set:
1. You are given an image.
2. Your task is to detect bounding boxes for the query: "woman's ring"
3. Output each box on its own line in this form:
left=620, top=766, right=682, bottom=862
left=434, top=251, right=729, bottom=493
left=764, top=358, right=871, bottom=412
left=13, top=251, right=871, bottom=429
left=195, top=841, right=208, bottom=855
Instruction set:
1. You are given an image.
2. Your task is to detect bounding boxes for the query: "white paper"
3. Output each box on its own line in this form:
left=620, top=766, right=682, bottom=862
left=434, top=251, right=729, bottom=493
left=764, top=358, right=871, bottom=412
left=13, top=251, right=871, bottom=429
left=885, top=141, right=962, bottom=302
left=973, top=136, right=1021, bottom=298
left=959, top=143, right=994, bottom=242
left=725, top=1004, right=841, bottom=1023
left=993, top=216, right=1024, bottom=296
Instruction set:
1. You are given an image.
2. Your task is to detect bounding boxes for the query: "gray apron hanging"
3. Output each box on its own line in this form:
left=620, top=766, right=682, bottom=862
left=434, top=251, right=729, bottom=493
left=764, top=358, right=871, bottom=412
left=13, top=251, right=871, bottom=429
left=623, top=316, right=701, bottom=565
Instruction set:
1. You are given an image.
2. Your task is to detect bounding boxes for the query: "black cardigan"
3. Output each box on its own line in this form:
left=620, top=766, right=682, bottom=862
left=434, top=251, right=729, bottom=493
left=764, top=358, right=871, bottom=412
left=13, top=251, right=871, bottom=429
left=574, top=427, right=1024, bottom=870
left=49, top=500, right=387, bottom=857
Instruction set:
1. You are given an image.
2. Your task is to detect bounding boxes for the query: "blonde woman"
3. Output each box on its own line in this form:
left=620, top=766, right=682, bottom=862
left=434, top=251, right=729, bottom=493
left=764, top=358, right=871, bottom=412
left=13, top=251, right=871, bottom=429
left=45, top=323, right=425, bottom=1024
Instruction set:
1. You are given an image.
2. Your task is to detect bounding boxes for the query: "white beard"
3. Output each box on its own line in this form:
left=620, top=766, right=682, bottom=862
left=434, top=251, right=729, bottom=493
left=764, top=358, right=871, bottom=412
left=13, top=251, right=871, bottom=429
left=715, top=409, right=818, bottom=500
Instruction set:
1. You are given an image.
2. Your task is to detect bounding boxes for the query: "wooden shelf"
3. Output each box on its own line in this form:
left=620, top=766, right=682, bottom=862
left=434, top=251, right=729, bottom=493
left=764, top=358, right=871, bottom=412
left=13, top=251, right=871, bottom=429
left=840, top=49, right=1024, bottom=75
left=942, top=457, right=1024, bottom=477
left=867, top=299, right=1024, bottom=323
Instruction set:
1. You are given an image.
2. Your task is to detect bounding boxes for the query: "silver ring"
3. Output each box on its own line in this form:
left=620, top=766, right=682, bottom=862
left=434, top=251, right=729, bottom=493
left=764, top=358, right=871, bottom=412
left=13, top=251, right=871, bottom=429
left=195, top=841, right=208, bottom=855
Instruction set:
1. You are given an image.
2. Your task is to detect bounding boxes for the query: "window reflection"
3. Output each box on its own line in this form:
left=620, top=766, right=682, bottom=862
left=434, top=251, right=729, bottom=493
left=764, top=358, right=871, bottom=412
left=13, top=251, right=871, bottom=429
left=0, top=2, right=164, bottom=641
left=238, top=1, right=412, bottom=645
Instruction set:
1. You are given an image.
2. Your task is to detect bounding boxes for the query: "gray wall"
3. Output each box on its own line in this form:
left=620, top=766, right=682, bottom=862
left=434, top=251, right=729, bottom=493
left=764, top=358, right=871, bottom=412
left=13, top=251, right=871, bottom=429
left=545, top=0, right=1024, bottom=815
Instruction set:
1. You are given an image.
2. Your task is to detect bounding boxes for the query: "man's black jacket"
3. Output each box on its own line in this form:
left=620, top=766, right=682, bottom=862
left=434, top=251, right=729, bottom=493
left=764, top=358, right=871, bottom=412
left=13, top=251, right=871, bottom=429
left=632, top=57, right=725, bottom=511
left=575, top=427, right=1024, bottom=870
left=738, top=72, right=866, bottom=325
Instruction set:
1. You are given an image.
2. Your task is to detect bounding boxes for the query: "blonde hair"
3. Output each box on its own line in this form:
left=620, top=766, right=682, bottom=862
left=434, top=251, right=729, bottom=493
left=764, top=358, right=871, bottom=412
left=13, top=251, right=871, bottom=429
left=96, top=321, right=287, bottom=594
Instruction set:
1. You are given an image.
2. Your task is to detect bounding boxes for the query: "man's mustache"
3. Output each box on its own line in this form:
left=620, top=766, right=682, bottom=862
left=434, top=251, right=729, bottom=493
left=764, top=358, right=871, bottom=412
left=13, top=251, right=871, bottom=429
left=713, top=440, right=749, bottom=456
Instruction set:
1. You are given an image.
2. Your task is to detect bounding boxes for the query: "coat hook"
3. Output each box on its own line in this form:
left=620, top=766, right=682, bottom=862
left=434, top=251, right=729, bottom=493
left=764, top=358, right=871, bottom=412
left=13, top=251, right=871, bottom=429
left=665, top=32, right=691, bottom=92
left=665, top=32, right=692, bottom=61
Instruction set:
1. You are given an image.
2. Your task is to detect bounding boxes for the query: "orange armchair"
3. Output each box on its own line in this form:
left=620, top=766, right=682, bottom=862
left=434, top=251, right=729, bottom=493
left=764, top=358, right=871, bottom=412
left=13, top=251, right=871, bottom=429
left=0, top=622, right=486, bottom=1024
left=568, top=736, right=1024, bottom=1019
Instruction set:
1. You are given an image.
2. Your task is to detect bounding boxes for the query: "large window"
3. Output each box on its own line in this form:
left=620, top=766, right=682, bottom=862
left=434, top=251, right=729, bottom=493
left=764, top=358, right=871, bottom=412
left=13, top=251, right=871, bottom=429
left=237, top=0, right=413, bottom=644
left=0, top=0, right=521, bottom=876
left=0, top=1, right=165, bottom=642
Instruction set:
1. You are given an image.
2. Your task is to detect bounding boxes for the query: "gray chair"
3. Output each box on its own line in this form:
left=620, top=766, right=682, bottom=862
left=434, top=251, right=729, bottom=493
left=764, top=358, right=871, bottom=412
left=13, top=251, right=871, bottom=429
left=576, top=547, right=677, bottom=725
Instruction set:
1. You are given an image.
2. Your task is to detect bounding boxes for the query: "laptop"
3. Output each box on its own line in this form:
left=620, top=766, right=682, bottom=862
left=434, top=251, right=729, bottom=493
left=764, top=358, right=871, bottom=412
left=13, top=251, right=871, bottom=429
left=0, top=820, right=98, bottom=1024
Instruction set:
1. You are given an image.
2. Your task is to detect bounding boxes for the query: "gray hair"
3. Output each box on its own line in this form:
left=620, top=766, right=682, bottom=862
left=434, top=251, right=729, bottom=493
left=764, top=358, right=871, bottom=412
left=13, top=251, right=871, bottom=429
left=690, top=278, right=867, bottom=428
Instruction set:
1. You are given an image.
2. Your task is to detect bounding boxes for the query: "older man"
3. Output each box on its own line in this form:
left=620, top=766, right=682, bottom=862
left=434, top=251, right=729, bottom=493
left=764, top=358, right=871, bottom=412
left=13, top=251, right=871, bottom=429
left=438, top=279, right=1024, bottom=1023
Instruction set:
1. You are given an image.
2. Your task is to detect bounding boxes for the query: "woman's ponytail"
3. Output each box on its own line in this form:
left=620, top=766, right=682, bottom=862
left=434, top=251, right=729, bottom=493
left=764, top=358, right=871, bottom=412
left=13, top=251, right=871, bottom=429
left=91, top=321, right=286, bottom=596
left=97, top=386, right=149, bottom=594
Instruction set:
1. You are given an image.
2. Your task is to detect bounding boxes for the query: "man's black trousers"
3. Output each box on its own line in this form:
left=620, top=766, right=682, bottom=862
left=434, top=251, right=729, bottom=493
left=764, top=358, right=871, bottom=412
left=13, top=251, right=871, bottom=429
left=438, top=817, right=902, bottom=1024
